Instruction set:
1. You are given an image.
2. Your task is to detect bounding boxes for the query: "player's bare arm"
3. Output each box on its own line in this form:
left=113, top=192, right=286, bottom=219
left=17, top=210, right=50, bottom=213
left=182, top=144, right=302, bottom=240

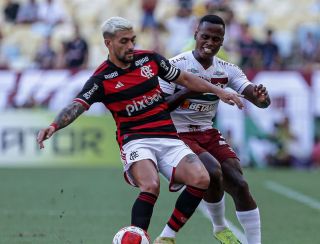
left=36, top=101, right=86, bottom=149
left=164, top=88, right=197, bottom=111
left=175, top=70, right=244, bottom=109
left=242, top=84, right=271, bottom=108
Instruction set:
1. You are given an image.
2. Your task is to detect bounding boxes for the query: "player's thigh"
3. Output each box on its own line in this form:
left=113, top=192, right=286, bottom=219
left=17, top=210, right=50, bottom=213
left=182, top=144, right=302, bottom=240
left=130, top=159, right=160, bottom=193
left=198, top=151, right=222, bottom=175
left=221, top=158, right=244, bottom=184
left=174, top=153, right=209, bottom=187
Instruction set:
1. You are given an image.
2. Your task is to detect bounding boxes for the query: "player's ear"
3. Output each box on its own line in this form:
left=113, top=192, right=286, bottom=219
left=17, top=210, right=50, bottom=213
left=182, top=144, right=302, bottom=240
left=104, top=38, right=111, bottom=48
left=194, top=31, right=198, bottom=40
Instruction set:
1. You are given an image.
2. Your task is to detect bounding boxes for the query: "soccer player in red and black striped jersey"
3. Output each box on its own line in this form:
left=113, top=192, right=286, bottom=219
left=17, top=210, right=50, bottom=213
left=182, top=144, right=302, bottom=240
left=36, top=16, right=244, bottom=242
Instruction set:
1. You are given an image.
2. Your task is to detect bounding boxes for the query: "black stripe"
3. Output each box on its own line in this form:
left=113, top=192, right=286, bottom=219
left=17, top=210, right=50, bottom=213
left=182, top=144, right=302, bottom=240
left=120, top=110, right=171, bottom=129
left=121, top=124, right=176, bottom=137
left=104, top=77, right=160, bottom=104
left=172, top=215, right=183, bottom=226
left=123, top=134, right=179, bottom=145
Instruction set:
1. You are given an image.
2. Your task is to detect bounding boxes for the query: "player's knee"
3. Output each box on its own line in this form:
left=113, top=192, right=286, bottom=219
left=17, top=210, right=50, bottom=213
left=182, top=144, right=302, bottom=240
left=232, top=177, right=249, bottom=196
left=209, top=166, right=223, bottom=185
left=139, top=180, right=160, bottom=196
left=189, top=168, right=210, bottom=189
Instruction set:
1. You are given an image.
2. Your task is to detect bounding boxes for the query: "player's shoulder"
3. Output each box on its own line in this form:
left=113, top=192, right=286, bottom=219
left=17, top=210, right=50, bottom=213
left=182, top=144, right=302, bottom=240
left=169, top=51, right=192, bottom=65
left=214, top=56, right=243, bottom=72
left=91, top=60, right=118, bottom=83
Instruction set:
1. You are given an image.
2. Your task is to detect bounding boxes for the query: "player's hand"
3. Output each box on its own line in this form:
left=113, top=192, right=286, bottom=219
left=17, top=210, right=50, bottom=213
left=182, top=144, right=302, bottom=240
left=253, top=84, right=269, bottom=104
left=218, top=91, right=244, bottom=109
left=36, top=125, right=56, bottom=149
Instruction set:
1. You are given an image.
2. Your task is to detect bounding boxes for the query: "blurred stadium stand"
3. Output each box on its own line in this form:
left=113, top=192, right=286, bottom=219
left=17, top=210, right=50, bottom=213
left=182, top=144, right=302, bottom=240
left=0, top=0, right=320, bottom=168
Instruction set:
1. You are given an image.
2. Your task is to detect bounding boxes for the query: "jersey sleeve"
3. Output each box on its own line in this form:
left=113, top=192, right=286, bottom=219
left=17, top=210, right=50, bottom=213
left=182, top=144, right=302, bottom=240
left=73, top=77, right=104, bottom=110
left=226, top=64, right=252, bottom=94
left=153, top=52, right=181, bottom=82
left=159, top=78, right=176, bottom=95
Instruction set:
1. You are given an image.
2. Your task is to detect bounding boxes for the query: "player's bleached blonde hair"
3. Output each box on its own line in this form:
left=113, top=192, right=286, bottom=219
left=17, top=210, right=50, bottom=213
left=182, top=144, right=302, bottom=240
left=101, top=17, right=133, bottom=38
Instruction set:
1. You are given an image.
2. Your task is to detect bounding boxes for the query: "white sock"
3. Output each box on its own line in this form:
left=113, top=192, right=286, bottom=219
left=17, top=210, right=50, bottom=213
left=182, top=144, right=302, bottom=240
left=236, top=208, right=261, bottom=244
left=203, top=194, right=228, bottom=233
left=160, top=224, right=176, bottom=238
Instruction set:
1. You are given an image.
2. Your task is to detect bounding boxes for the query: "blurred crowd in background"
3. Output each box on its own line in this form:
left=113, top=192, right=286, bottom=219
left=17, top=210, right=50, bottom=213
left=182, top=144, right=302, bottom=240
left=1, top=0, right=320, bottom=169
left=0, top=0, right=320, bottom=72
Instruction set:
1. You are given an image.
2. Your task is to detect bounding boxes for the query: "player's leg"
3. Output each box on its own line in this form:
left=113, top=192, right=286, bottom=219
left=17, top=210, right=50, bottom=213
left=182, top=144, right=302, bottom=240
left=157, top=153, right=209, bottom=240
left=129, top=159, right=160, bottom=231
left=221, top=158, right=261, bottom=244
left=199, top=152, right=241, bottom=244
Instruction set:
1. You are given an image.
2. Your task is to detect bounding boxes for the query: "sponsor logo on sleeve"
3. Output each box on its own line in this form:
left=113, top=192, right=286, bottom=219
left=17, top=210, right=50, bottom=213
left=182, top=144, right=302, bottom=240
left=160, top=60, right=169, bottom=71
left=83, top=83, right=99, bottom=100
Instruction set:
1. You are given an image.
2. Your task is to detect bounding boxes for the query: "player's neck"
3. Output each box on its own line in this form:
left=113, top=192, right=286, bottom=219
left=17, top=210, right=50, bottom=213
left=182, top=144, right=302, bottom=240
left=192, top=50, right=213, bottom=70
left=108, top=56, right=131, bottom=69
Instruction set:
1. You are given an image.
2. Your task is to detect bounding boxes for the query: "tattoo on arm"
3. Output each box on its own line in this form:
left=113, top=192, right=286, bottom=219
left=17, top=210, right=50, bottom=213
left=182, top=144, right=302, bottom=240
left=53, top=102, right=86, bottom=130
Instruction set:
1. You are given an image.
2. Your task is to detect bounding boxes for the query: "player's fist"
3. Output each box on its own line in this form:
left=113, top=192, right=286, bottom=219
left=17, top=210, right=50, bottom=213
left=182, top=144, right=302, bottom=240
left=253, top=84, right=270, bottom=105
left=36, top=125, right=56, bottom=149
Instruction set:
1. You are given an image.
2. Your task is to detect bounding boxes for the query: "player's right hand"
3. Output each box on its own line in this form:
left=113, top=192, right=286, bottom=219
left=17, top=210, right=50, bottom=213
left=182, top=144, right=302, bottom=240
left=36, top=125, right=56, bottom=149
left=219, top=91, right=244, bottom=109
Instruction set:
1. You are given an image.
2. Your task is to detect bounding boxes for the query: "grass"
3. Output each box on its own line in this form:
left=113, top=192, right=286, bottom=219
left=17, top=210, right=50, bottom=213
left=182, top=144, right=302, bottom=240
left=0, top=167, right=319, bottom=243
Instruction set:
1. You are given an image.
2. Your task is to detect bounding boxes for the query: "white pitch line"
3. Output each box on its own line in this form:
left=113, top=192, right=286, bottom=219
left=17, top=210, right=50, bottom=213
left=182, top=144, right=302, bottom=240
left=198, top=201, right=247, bottom=244
left=265, top=180, right=320, bottom=210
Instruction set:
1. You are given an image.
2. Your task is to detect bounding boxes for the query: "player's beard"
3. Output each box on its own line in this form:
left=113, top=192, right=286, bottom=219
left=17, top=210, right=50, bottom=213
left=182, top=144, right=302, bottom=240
left=118, top=51, right=134, bottom=64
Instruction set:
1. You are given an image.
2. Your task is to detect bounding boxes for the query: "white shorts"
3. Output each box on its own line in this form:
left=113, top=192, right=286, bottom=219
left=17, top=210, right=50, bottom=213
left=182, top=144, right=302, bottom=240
left=120, top=138, right=195, bottom=191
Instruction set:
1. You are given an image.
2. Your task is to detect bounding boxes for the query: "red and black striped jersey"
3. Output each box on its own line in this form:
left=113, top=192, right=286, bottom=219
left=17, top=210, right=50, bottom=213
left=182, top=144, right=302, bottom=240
left=74, top=50, right=181, bottom=146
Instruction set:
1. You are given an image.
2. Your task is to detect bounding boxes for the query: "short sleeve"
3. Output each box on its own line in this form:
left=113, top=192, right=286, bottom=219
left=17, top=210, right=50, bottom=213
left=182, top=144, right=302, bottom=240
left=74, top=77, right=104, bottom=109
left=226, top=64, right=251, bottom=94
left=153, top=52, right=181, bottom=82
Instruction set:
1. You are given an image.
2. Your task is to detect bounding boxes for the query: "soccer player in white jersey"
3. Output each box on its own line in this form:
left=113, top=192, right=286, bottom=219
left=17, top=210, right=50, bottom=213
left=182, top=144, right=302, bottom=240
left=155, top=15, right=270, bottom=244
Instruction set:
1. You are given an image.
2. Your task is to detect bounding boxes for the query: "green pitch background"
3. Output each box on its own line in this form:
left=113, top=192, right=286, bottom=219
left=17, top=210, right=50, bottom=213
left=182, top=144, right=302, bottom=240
left=0, top=167, right=319, bottom=244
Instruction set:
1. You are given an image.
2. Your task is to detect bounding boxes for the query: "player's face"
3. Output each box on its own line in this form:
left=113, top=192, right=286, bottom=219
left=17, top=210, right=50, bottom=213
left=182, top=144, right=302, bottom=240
left=105, top=30, right=136, bottom=64
left=194, top=22, right=224, bottom=59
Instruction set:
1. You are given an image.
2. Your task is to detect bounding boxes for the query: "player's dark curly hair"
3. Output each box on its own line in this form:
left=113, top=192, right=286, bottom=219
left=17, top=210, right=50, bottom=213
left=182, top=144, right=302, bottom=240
left=199, top=15, right=225, bottom=29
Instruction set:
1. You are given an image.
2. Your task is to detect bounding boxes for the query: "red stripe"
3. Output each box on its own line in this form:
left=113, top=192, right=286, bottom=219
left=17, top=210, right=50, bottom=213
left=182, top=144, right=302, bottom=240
left=105, top=86, right=164, bottom=111
left=168, top=218, right=180, bottom=231
left=102, top=61, right=159, bottom=95
left=139, top=195, right=157, bottom=205
left=93, top=61, right=108, bottom=75
left=130, top=119, right=173, bottom=130
left=139, top=193, right=157, bottom=203
left=73, top=98, right=90, bottom=110
left=186, top=186, right=205, bottom=198
left=173, top=208, right=187, bottom=223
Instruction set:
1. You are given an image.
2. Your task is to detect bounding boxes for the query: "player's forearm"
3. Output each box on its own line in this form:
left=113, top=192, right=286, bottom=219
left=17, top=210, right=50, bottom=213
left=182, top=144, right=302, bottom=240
left=52, top=101, right=86, bottom=131
left=165, top=88, right=195, bottom=111
left=178, top=71, right=224, bottom=96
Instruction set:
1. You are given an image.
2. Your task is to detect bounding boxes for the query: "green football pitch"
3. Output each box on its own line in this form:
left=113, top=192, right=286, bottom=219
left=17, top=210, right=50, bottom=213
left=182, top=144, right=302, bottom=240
left=0, top=167, right=319, bottom=244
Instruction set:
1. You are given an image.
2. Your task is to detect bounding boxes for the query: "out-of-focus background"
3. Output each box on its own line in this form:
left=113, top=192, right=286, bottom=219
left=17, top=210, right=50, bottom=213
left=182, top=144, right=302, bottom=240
left=0, top=0, right=320, bottom=243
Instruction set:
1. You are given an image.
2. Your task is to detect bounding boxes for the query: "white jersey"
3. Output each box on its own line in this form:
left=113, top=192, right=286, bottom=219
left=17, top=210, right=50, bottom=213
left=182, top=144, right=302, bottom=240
left=159, top=51, right=251, bottom=132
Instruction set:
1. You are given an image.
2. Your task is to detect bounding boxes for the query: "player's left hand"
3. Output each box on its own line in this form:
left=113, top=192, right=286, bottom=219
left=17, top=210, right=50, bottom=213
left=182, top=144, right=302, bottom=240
left=253, top=84, right=269, bottom=103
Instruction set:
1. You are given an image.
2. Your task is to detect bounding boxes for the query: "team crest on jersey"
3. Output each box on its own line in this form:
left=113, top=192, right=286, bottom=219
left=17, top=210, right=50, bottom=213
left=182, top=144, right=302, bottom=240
left=213, top=70, right=225, bottom=76
left=140, top=65, right=154, bottom=78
